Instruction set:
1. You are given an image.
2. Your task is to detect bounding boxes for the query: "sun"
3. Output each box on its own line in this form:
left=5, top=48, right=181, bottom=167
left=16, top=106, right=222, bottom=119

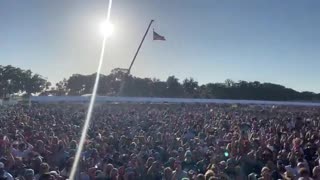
left=99, top=20, right=114, bottom=37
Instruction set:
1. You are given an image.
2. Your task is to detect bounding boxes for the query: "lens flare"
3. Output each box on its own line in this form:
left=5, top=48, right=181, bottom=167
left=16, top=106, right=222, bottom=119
left=100, top=21, right=114, bottom=37
left=69, top=0, right=113, bottom=179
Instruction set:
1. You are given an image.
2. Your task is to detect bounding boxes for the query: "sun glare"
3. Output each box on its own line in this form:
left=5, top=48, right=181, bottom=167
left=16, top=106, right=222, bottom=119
left=100, top=20, right=114, bottom=37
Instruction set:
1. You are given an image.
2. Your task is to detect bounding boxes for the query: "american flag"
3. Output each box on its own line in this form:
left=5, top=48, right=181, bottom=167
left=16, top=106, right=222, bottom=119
left=153, top=30, right=166, bottom=41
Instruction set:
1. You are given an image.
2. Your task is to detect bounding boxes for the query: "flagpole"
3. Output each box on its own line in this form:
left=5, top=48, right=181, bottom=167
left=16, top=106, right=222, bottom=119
left=118, top=20, right=154, bottom=96
left=127, top=19, right=154, bottom=74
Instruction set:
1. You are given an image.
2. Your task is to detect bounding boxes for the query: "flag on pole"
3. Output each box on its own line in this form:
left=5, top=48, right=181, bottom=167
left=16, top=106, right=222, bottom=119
left=153, top=29, right=166, bottom=40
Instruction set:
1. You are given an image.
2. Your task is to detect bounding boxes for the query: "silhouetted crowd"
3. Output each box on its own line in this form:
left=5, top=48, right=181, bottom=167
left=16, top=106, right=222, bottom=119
left=1, top=103, right=320, bottom=180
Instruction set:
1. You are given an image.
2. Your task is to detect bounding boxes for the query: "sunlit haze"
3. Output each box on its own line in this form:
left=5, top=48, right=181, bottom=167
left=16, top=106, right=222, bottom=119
left=1, top=0, right=320, bottom=92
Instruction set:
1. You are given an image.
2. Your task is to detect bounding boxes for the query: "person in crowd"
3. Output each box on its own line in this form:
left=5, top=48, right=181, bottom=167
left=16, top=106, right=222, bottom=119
left=24, top=169, right=35, bottom=180
left=0, top=162, right=13, bottom=180
left=298, top=168, right=312, bottom=180
left=172, top=161, right=188, bottom=180
left=258, top=167, right=272, bottom=180
left=163, top=167, right=172, bottom=180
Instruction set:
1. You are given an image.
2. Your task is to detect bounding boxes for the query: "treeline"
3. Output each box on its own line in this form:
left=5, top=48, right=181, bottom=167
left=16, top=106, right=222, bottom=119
left=0, top=65, right=49, bottom=98
left=1, top=65, right=319, bottom=101
left=49, top=68, right=319, bottom=101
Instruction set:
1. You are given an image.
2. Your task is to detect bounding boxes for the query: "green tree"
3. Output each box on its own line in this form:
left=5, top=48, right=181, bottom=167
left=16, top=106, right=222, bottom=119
left=55, top=78, right=68, bottom=96
left=182, top=78, right=199, bottom=98
left=166, top=76, right=184, bottom=97
left=24, top=74, right=47, bottom=96
left=0, top=65, right=48, bottom=97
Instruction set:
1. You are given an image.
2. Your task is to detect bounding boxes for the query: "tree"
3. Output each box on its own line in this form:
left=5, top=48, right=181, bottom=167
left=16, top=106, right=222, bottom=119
left=225, top=79, right=235, bottom=87
left=0, top=65, right=48, bottom=98
left=110, top=68, right=128, bottom=96
left=122, top=77, right=153, bottom=97
left=24, top=74, right=47, bottom=96
left=166, top=76, right=184, bottom=97
left=66, top=74, right=87, bottom=95
left=55, top=78, right=68, bottom=96
left=0, top=65, right=22, bottom=97
left=183, top=78, right=199, bottom=98
left=151, top=79, right=167, bottom=97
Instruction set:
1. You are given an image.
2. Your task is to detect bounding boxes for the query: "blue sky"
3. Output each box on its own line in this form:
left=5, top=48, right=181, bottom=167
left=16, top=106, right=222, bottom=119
left=0, top=0, right=320, bottom=92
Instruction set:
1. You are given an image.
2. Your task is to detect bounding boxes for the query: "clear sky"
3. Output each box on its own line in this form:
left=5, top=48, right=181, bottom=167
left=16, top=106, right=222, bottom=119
left=1, top=0, right=320, bottom=92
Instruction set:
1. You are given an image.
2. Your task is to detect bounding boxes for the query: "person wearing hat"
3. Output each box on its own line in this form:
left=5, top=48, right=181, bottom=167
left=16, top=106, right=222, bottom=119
left=0, top=162, right=13, bottom=180
left=182, top=150, right=195, bottom=172
left=24, top=169, right=35, bottom=180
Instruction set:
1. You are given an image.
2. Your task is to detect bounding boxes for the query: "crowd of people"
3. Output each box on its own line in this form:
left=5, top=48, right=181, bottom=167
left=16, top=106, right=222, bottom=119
left=0, top=102, right=320, bottom=180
